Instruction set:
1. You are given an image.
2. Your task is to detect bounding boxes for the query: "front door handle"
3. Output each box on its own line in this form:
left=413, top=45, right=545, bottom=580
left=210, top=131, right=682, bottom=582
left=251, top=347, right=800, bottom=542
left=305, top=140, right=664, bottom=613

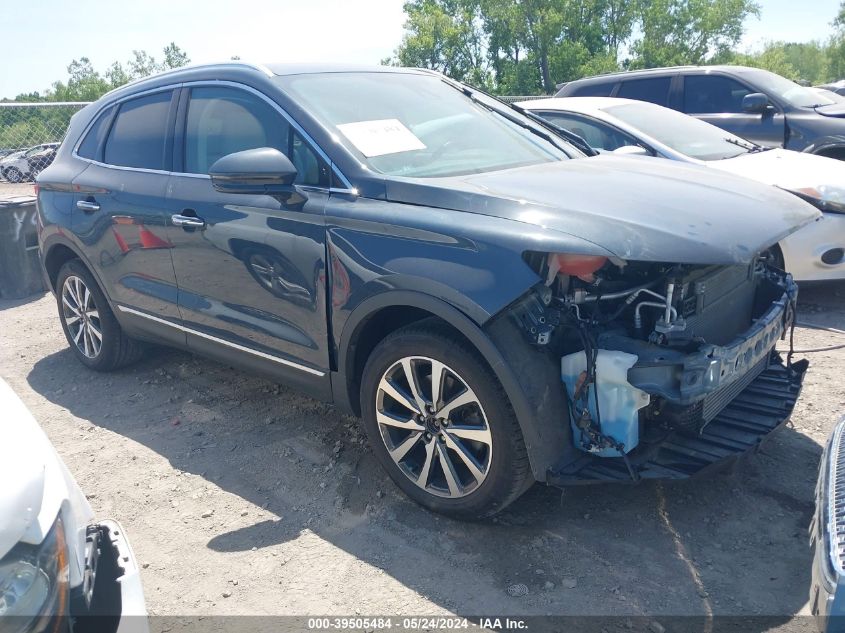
left=76, top=200, right=100, bottom=213
left=171, top=214, right=206, bottom=229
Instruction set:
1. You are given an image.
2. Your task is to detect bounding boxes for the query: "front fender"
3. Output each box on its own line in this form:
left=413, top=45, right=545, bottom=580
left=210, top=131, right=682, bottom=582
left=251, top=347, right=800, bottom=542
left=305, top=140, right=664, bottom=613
left=334, top=289, right=572, bottom=481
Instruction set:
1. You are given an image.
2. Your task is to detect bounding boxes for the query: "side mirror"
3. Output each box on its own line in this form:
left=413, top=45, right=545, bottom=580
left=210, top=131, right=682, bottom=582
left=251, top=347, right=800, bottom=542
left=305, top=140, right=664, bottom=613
left=209, top=147, right=298, bottom=195
left=612, top=145, right=650, bottom=156
left=742, top=93, right=770, bottom=114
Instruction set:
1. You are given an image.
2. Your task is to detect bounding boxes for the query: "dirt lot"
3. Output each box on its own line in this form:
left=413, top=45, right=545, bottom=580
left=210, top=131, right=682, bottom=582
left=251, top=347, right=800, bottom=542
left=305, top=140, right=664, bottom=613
left=2, top=279, right=844, bottom=630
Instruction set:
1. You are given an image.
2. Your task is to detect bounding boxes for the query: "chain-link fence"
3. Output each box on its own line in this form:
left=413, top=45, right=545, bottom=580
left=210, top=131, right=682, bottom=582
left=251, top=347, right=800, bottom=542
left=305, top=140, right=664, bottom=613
left=0, top=102, right=89, bottom=183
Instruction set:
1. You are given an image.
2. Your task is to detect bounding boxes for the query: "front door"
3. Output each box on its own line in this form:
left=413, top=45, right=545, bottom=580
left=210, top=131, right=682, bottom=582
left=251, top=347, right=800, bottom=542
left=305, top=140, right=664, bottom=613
left=166, top=84, right=333, bottom=390
left=681, top=74, right=787, bottom=148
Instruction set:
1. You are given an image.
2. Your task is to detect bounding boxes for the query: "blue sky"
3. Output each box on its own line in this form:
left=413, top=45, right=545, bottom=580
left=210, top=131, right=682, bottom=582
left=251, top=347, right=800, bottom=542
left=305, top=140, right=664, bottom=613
left=1, top=0, right=840, bottom=99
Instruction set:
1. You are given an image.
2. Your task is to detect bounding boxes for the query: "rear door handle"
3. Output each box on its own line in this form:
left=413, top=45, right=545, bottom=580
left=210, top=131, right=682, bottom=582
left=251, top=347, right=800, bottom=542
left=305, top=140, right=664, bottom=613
left=171, top=214, right=206, bottom=229
left=76, top=200, right=100, bottom=213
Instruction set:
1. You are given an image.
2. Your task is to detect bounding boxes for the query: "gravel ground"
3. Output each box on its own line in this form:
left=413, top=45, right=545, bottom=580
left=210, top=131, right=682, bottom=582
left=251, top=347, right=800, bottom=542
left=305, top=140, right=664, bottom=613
left=2, top=281, right=844, bottom=630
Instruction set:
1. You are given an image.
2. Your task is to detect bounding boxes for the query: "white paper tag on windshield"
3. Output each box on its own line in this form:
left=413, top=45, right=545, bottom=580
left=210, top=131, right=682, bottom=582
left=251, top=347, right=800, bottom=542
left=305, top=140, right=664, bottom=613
left=337, top=119, right=426, bottom=157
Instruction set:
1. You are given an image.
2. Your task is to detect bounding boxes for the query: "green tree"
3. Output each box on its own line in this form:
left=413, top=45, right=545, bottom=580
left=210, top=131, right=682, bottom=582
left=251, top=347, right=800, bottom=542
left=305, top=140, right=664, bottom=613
left=390, top=0, right=490, bottom=86
left=163, top=42, right=191, bottom=69
left=828, top=1, right=845, bottom=81
left=631, top=0, right=760, bottom=68
left=390, top=0, right=755, bottom=94
left=51, top=58, right=110, bottom=101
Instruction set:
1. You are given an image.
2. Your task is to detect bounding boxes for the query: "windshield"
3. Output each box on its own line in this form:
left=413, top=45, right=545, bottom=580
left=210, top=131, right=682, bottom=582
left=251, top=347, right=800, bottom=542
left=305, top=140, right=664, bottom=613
left=277, top=72, right=567, bottom=178
left=746, top=69, right=835, bottom=108
left=605, top=102, right=752, bottom=161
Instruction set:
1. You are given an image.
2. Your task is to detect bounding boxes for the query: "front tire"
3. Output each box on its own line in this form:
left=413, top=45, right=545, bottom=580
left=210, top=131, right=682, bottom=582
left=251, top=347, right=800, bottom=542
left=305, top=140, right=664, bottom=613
left=360, top=323, right=532, bottom=519
left=56, top=259, right=143, bottom=371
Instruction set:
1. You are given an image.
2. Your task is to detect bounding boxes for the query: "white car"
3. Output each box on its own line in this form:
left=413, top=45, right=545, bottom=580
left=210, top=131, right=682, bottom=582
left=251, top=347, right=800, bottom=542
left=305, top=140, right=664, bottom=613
left=519, top=97, right=845, bottom=281
left=0, top=143, right=60, bottom=183
left=0, top=378, right=146, bottom=632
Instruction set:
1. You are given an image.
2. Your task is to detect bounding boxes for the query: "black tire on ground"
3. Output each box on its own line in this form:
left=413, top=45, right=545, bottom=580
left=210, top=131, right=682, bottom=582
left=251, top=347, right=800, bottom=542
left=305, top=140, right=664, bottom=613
left=55, top=259, right=144, bottom=371
left=5, top=167, right=23, bottom=183
left=360, top=322, right=533, bottom=519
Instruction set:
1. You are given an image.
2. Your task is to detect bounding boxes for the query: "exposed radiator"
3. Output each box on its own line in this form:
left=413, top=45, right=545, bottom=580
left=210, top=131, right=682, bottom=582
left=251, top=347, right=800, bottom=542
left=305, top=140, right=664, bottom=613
left=680, top=264, right=755, bottom=346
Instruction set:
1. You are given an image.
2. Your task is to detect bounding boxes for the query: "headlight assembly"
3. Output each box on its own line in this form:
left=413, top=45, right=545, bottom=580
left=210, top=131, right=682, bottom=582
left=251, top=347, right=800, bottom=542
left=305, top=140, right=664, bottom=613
left=0, top=518, right=69, bottom=633
left=791, top=186, right=845, bottom=215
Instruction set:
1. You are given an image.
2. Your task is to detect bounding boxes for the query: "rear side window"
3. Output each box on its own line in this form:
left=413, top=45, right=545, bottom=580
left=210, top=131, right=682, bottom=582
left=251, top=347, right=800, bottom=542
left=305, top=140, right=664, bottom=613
left=617, top=77, right=672, bottom=107
left=184, top=86, right=329, bottom=186
left=104, top=91, right=172, bottom=170
left=77, top=105, right=115, bottom=160
left=569, top=82, right=616, bottom=97
left=683, top=75, right=753, bottom=114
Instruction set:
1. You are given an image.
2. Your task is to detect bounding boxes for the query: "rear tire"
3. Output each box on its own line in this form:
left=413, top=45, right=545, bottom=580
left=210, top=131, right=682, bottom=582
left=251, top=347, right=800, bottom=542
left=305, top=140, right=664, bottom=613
left=56, top=259, right=144, bottom=371
left=360, top=323, right=532, bottom=519
left=5, top=167, right=22, bottom=183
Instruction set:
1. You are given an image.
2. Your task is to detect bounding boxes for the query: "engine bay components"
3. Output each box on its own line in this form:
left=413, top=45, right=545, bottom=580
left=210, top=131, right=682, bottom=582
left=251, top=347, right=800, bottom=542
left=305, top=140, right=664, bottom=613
left=516, top=250, right=798, bottom=459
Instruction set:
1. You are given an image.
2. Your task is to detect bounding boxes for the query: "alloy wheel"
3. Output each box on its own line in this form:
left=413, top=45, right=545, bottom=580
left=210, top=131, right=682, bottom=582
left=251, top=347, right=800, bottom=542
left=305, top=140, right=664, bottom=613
left=375, top=356, right=493, bottom=498
left=61, top=275, right=103, bottom=359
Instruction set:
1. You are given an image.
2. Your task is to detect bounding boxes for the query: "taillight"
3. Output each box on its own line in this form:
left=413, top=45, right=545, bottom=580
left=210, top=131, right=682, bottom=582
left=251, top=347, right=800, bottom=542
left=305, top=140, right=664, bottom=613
left=33, top=184, right=40, bottom=196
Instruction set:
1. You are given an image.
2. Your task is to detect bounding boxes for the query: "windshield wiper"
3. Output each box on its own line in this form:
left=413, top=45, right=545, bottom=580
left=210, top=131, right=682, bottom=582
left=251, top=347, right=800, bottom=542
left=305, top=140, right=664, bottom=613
left=441, top=78, right=598, bottom=157
left=723, top=137, right=770, bottom=153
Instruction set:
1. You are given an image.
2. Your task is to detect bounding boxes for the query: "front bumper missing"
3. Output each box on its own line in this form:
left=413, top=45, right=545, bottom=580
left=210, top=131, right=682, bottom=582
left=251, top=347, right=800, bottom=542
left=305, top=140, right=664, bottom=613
left=548, top=353, right=807, bottom=485
left=601, top=274, right=798, bottom=407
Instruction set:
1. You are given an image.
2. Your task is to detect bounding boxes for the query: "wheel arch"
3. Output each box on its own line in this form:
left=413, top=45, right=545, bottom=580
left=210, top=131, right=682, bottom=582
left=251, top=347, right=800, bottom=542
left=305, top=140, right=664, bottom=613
left=42, top=238, right=117, bottom=312
left=803, top=136, right=845, bottom=160
left=43, top=242, right=82, bottom=291
left=334, top=290, right=572, bottom=482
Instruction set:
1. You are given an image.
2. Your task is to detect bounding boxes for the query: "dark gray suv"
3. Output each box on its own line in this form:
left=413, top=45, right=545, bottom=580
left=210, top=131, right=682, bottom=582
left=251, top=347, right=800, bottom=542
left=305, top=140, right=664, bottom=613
left=37, top=62, right=817, bottom=518
left=557, top=65, right=845, bottom=159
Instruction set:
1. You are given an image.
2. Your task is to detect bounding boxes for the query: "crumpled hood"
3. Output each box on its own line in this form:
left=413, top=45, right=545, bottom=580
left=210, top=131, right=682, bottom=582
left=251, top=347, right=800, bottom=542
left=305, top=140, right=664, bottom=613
left=0, top=379, right=92, bottom=558
left=385, top=155, right=821, bottom=264
left=708, top=148, right=845, bottom=191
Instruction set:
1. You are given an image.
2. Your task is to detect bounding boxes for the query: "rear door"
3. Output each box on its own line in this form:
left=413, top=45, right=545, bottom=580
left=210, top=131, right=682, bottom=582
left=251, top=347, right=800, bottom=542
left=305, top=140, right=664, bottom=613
left=70, top=88, right=185, bottom=346
left=680, top=74, right=786, bottom=147
left=166, top=83, right=333, bottom=393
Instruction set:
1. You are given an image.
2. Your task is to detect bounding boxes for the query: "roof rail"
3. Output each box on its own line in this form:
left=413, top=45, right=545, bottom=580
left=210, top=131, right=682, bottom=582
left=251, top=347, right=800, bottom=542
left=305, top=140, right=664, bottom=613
left=101, top=61, right=274, bottom=98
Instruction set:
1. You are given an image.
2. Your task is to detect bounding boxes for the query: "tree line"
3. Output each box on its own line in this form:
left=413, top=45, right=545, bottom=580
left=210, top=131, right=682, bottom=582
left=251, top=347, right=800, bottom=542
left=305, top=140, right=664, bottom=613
left=385, top=0, right=845, bottom=95
left=5, top=43, right=191, bottom=103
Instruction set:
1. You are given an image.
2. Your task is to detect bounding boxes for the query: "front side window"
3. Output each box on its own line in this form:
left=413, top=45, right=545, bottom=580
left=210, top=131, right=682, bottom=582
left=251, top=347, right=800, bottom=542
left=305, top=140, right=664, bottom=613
left=605, top=102, right=749, bottom=161
left=617, top=77, right=672, bottom=107
left=277, top=72, right=567, bottom=178
left=104, top=91, right=172, bottom=170
left=537, top=112, right=640, bottom=152
left=683, top=75, right=752, bottom=114
left=184, top=86, right=328, bottom=186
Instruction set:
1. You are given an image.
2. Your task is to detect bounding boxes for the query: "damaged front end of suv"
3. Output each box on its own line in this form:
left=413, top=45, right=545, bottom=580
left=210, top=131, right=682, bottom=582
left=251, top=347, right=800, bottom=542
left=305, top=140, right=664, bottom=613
left=510, top=249, right=807, bottom=483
